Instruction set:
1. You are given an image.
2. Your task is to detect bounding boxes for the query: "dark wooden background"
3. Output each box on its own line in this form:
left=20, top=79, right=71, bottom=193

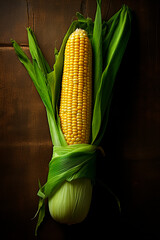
left=0, top=0, right=160, bottom=239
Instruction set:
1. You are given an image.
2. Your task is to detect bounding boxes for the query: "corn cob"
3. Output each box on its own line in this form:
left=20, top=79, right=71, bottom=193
left=48, top=29, right=93, bottom=224
left=59, top=28, right=92, bottom=145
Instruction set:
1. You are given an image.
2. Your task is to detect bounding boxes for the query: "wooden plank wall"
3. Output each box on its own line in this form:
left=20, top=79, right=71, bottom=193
left=0, top=0, right=160, bottom=239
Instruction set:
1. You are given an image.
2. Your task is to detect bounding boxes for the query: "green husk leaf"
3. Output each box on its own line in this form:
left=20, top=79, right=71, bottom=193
left=35, top=198, right=45, bottom=236
left=33, top=60, right=65, bottom=146
left=11, top=40, right=66, bottom=146
left=11, top=41, right=52, bottom=113
left=54, top=47, right=59, bottom=62
left=27, top=27, right=52, bottom=100
left=11, top=40, right=36, bottom=82
left=76, top=12, right=87, bottom=22
left=92, top=4, right=132, bottom=144
left=92, top=0, right=102, bottom=103
left=38, top=144, right=97, bottom=199
left=35, top=144, right=96, bottom=232
left=46, top=108, right=66, bottom=146
left=35, top=143, right=96, bottom=229
left=27, top=27, right=51, bottom=75
left=33, top=60, right=53, bottom=114
left=102, top=8, right=122, bottom=67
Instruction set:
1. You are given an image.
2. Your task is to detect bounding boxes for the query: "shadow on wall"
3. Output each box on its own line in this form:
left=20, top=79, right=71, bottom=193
left=87, top=10, right=141, bottom=239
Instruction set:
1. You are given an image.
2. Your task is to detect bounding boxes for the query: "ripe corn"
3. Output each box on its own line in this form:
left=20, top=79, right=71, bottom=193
left=59, top=28, right=92, bottom=145
left=48, top=29, right=93, bottom=224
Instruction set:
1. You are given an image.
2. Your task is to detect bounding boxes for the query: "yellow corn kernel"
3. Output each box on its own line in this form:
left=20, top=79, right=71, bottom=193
left=59, top=28, right=92, bottom=145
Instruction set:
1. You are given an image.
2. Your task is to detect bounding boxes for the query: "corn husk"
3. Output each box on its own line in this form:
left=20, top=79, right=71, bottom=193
left=12, top=0, right=131, bottom=235
left=48, top=178, right=92, bottom=224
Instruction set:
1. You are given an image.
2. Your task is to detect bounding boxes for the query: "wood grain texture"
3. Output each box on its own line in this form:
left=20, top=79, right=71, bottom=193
left=31, top=0, right=83, bottom=66
left=0, top=48, right=51, bottom=146
left=0, top=0, right=160, bottom=239
left=0, top=0, right=33, bottom=44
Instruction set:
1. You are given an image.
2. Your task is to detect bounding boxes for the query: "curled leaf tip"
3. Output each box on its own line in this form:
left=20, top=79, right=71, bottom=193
left=10, top=39, right=14, bottom=44
left=97, top=0, right=102, bottom=6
